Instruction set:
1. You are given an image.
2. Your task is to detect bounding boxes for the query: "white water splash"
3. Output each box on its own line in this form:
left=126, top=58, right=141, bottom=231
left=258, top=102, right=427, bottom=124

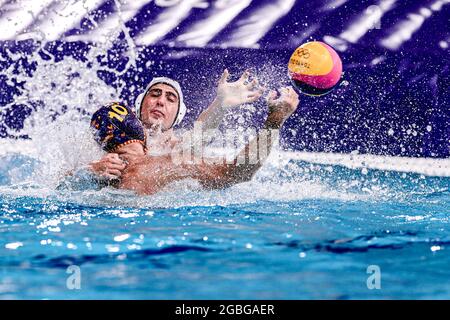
left=0, top=0, right=143, bottom=187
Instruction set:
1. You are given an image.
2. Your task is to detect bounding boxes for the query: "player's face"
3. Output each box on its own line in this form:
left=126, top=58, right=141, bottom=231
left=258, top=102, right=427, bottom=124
left=140, top=83, right=179, bottom=131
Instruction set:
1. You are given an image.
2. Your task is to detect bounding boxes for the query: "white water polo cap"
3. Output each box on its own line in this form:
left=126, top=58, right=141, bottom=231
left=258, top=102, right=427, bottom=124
left=134, top=77, right=187, bottom=127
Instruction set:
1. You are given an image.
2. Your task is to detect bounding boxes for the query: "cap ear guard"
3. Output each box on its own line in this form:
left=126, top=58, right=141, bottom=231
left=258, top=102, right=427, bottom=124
left=134, top=92, right=145, bottom=117
left=173, top=101, right=187, bottom=126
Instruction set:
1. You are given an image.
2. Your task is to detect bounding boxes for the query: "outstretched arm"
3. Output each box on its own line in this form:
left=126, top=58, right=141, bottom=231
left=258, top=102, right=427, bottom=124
left=194, top=87, right=300, bottom=189
left=174, top=69, right=263, bottom=155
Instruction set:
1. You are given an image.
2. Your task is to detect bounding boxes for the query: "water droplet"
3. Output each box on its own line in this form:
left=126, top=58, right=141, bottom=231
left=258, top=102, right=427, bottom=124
left=430, top=246, right=441, bottom=252
left=106, top=245, right=120, bottom=253
left=5, top=242, right=23, bottom=250
left=114, top=234, right=130, bottom=242
left=67, top=243, right=77, bottom=250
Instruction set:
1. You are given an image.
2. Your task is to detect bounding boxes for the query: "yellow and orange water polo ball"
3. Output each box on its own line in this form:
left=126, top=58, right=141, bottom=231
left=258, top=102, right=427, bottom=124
left=288, top=41, right=343, bottom=96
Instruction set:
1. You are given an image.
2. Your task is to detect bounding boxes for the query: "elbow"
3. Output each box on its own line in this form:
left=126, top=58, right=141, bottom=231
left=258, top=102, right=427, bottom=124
left=218, top=165, right=255, bottom=186
left=198, top=163, right=256, bottom=190
left=236, top=170, right=255, bottom=184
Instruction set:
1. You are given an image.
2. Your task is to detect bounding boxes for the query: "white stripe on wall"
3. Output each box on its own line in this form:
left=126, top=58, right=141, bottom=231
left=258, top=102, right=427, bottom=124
left=221, top=0, right=295, bottom=48
left=65, top=0, right=150, bottom=42
left=175, top=0, right=252, bottom=47
left=381, top=0, right=450, bottom=50
left=30, top=0, right=104, bottom=41
left=0, top=0, right=54, bottom=40
left=340, top=0, right=397, bottom=44
left=135, top=0, right=204, bottom=46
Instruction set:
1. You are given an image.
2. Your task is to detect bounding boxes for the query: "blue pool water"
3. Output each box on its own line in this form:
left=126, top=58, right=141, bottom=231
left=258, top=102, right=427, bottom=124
left=0, top=153, right=449, bottom=299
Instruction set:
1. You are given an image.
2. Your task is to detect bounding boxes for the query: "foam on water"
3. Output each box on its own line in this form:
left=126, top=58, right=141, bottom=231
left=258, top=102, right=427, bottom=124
left=1, top=131, right=448, bottom=210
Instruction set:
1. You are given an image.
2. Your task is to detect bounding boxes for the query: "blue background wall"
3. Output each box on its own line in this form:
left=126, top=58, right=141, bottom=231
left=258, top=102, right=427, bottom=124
left=0, top=0, right=448, bottom=157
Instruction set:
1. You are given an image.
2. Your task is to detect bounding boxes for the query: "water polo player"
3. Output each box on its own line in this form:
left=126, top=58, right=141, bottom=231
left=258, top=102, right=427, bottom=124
left=66, top=70, right=299, bottom=194
left=57, top=102, right=147, bottom=189
left=89, top=102, right=147, bottom=173
left=87, top=71, right=264, bottom=180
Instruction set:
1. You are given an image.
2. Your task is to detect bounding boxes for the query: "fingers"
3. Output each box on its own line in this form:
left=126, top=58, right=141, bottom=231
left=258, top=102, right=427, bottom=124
left=246, top=78, right=263, bottom=100
left=285, top=86, right=298, bottom=97
left=238, top=70, right=250, bottom=84
left=246, top=78, right=260, bottom=90
left=266, top=90, right=278, bottom=103
left=219, top=68, right=229, bottom=84
left=105, top=153, right=127, bottom=172
left=91, top=153, right=127, bottom=178
left=96, top=165, right=122, bottom=179
left=247, top=91, right=263, bottom=102
left=265, top=86, right=298, bottom=100
left=290, top=87, right=299, bottom=100
left=279, top=87, right=290, bottom=97
left=107, top=162, right=127, bottom=171
left=278, top=86, right=299, bottom=101
left=247, top=96, right=261, bottom=103
left=106, top=169, right=123, bottom=177
left=101, top=174, right=119, bottom=180
left=104, top=153, right=125, bottom=165
left=221, top=69, right=261, bottom=88
left=100, top=172, right=121, bottom=179
left=270, top=90, right=278, bottom=97
left=285, top=86, right=299, bottom=105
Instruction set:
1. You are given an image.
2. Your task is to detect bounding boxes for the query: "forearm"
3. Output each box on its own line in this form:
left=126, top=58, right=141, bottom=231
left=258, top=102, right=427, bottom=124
left=196, top=96, right=227, bottom=130
left=229, top=119, right=279, bottom=182
left=196, top=118, right=280, bottom=189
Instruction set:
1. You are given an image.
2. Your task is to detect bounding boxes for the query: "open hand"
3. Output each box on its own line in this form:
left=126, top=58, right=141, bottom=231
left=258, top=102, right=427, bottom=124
left=216, top=69, right=263, bottom=108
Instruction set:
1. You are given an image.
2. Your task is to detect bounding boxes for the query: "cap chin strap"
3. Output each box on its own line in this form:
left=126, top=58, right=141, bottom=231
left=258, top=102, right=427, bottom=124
left=134, top=77, right=187, bottom=129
